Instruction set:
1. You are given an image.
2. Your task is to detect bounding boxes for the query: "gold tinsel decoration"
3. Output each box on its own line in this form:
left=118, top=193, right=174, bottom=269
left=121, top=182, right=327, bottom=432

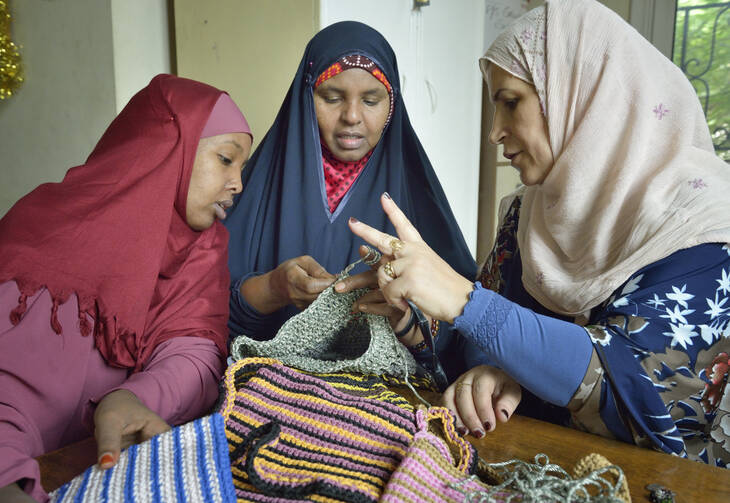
left=0, top=0, right=24, bottom=99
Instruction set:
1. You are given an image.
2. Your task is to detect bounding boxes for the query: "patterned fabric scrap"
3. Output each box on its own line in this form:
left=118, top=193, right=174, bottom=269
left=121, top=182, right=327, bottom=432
left=48, top=413, right=235, bottom=503
left=218, top=357, right=419, bottom=502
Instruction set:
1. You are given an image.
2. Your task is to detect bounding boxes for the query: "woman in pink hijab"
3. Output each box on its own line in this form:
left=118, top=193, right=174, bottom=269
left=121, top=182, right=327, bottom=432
left=0, top=74, right=252, bottom=501
left=343, top=0, right=730, bottom=467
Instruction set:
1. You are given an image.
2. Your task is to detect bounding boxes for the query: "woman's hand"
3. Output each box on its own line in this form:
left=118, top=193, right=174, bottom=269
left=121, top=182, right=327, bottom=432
left=440, top=365, right=521, bottom=438
left=93, top=390, right=171, bottom=469
left=335, top=246, right=421, bottom=345
left=347, top=193, right=473, bottom=323
left=269, top=255, right=336, bottom=310
left=242, top=255, right=336, bottom=314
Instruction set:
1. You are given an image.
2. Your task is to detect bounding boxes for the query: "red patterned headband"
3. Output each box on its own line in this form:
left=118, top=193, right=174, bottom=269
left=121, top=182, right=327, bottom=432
left=315, top=54, right=394, bottom=125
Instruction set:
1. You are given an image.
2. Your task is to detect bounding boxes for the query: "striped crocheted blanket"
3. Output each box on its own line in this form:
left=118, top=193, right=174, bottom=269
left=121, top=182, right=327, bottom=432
left=48, top=413, right=235, bottom=503
left=218, top=357, right=431, bottom=502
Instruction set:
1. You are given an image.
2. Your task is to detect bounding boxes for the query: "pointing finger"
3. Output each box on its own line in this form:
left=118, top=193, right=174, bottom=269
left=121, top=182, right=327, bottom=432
left=381, top=193, right=422, bottom=243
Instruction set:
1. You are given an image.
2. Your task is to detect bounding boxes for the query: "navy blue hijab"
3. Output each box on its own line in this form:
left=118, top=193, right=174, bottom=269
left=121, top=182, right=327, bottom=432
left=225, top=21, right=476, bottom=338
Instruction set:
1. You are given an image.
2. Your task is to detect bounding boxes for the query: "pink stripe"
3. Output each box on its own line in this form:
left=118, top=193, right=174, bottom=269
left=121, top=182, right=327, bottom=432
left=253, top=367, right=415, bottom=427
left=226, top=411, right=403, bottom=468
left=231, top=386, right=412, bottom=446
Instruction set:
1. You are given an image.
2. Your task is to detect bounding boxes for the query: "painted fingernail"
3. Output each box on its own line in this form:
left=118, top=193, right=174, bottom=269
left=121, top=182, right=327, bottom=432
left=471, top=429, right=485, bottom=439
left=501, top=409, right=510, bottom=420
left=483, top=421, right=492, bottom=432
left=99, top=452, right=114, bottom=468
left=383, top=192, right=391, bottom=200
left=457, top=426, right=468, bottom=436
left=349, top=217, right=359, bottom=224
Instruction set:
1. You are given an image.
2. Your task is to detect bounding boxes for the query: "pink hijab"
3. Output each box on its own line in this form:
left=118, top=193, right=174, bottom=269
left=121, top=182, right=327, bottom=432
left=483, top=0, right=730, bottom=316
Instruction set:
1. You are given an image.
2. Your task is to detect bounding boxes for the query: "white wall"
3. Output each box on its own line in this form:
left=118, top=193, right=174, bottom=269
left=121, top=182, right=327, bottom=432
left=0, top=0, right=170, bottom=217
left=320, top=0, right=486, bottom=257
left=111, top=0, right=171, bottom=113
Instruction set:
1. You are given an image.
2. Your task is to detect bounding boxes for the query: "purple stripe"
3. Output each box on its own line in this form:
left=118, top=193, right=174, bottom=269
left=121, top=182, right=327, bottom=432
left=238, top=380, right=415, bottom=439
left=257, top=366, right=413, bottom=421
left=226, top=414, right=404, bottom=467
left=253, top=461, right=379, bottom=498
left=382, top=479, right=425, bottom=503
left=234, top=487, right=288, bottom=502
left=253, top=367, right=415, bottom=427
left=274, top=442, right=392, bottom=478
left=231, top=389, right=412, bottom=449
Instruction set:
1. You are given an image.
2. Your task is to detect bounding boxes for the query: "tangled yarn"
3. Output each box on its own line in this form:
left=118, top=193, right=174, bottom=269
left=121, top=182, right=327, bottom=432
left=451, top=453, right=628, bottom=503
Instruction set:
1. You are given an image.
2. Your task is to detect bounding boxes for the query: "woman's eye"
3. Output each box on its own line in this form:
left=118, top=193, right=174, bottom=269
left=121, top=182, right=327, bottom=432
left=323, top=96, right=340, bottom=104
left=363, top=99, right=379, bottom=106
left=505, top=99, right=518, bottom=110
left=218, top=154, right=232, bottom=165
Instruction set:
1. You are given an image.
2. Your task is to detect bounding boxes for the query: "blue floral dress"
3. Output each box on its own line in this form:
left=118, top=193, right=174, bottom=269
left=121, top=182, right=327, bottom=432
left=479, top=193, right=730, bottom=467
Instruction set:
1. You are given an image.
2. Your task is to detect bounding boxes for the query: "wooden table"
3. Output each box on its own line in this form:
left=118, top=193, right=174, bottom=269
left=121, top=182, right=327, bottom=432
left=37, top=389, right=729, bottom=502
left=399, top=388, right=730, bottom=503
left=462, top=412, right=728, bottom=502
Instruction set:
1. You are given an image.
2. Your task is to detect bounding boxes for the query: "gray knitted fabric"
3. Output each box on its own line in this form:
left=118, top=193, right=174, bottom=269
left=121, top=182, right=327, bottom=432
left=230, top=250, right=416, bottom=378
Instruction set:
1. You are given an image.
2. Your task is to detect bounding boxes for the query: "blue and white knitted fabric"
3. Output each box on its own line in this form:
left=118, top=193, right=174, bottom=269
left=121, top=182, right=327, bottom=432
left=49, top=413, right=236, bottom=503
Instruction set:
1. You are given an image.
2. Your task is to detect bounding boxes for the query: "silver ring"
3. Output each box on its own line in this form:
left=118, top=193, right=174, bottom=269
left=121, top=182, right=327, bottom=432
left=362, top=246, right=382, bottom=266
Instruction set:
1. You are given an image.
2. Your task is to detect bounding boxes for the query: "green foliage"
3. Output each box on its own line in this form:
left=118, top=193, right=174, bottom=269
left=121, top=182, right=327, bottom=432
left=673, top=0, right=730, bottom=160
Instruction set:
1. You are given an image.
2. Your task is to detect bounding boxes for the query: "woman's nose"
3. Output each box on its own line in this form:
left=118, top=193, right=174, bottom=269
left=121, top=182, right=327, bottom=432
left=341, top=101, right=362, bottom=125
left=488, top=111, right=505, bottom=145
left=228, top=172, right=243, bottom=194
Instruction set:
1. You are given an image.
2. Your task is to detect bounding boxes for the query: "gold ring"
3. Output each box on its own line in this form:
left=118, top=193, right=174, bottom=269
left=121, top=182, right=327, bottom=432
left=390, top=238, right=405, bottom=254
left=383, top=261, right=397, bottom=279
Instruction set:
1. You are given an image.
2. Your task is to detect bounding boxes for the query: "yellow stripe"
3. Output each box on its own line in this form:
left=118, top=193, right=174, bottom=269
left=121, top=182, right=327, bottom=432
left=230, top=392, right=410, bottom=453
left=225, top=413, right=403, bottom=469
left=260, top=449, right=385, bottom=484
left=252, top=457, right=381, bottom=499
left=247, top=376, right=413, bottom=437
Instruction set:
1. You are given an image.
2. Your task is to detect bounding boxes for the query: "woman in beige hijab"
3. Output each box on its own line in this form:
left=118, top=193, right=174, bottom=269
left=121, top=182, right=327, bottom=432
left=343, top=0, right=730, bottom=466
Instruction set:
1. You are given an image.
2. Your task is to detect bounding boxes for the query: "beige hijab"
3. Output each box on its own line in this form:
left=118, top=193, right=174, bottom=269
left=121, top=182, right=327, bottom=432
left=482, top=0, right=730, bottom=316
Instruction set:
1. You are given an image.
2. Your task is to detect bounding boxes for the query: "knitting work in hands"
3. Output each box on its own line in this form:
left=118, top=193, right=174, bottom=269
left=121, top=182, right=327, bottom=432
left=231, top=249, right=417, bottom=378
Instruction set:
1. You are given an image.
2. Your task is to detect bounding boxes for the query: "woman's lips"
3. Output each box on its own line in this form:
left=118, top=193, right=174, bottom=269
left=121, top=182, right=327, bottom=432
left=214, top=200, right=232, bottom=220
left=504, top=151, right=521, bottom=168
left=335, top=133, right=365, bottom=150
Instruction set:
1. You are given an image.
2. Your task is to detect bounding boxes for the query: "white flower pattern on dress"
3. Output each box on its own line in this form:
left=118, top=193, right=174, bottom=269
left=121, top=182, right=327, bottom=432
left=663, top=323, right=699, bottom=349
left=488, top=195, right=730, bottom=467
left=666, top=284, right=694, bottom=308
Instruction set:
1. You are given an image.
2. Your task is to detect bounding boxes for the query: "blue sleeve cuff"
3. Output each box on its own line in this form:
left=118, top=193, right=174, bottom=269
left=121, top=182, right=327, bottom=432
left=453, top=282, right=592, bottom=407
left=453, top=282, right=506, bottom=346
left=230, top=273, right=267, bottom=320
left=228, top=272, right=283, bottom=340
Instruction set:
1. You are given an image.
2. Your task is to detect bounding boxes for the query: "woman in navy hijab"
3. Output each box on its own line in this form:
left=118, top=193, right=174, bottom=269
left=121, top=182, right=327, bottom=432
left=225, top=21, right=476, bottom=340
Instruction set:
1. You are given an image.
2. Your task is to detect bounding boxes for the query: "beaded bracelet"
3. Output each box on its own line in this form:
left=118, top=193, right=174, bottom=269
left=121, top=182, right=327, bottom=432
left=407, top=318, right=440, bottom=353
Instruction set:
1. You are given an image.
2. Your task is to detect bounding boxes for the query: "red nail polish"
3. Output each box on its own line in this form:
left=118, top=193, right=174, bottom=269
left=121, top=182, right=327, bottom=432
left=483, top=421, right=491, bottom=432
left=457, top=426, right=468, bottom=436
left=99, top=453, right=114, bottom=468
left=472, top=429, right=485, bottom=439
left=349, top=216, right=359, bottom=224
left=383, top=192, right=391, bottom=200
left=501, top=409, right=510, bottom=420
